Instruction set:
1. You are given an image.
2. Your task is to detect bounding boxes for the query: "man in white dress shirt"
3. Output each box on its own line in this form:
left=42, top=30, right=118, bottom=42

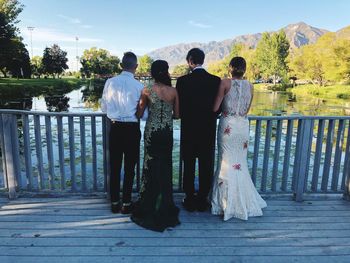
left=101, top=52, right=143, bottom=214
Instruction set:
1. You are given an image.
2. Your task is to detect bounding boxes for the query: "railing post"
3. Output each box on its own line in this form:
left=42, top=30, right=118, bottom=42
left=11, top=114, right=21, bottom=189
left=343, top=121, right=350, bottom=201
left=0, top=114, right=8, bottom=190
left=294, top=119, right=313, bottom=202
left=2, top=114, right=18, bottom=199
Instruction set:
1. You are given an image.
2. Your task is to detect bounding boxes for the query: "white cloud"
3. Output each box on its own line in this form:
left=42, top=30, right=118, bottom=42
left=78, top=37, right=103, bottom=43
left=21, top=27, right=103, bottom=43
left=57, top=14, right=92, bottom=29
left=81, top=25, right=93, bottom=29
left=57, top=14, right=81, bottom=24
left=188, top=20, right=213, bottom=29
left=108, top=47, right=157, bottom=57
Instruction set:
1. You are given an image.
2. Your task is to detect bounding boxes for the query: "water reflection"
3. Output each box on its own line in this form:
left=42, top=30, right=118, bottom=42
left=0, top=79, right=83, bottom=112
left=45, top=95, right=70, bottom=112
left=0, top=97, right=33, bottom=110
left=81, top=79, right=104, bottom=110
left=250, top=91, right=350, bottom=116
left=0, top=79, right=349, bottom=116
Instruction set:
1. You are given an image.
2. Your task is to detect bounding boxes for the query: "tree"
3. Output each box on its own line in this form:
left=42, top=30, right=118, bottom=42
left=80, top=47, right=121, bottom=78
left=255, top=31, right=290, bottom=84
left=7, top=40, right=31, bottom=78
left=0, top=0, right=23, bottom=43
left=288, top=44, right=325, bottom=86
left=288, top=32, right=350, bottom=85
left=172, top=64, right=190, bottom=76
left=208, top=43, right=259, bottom=81
left=0, top=0, right=26, bottom=77
left=254, top=33, right=271, bottom=79
left=207, top=59, right=229, bottom=78
left=31, top=56, right=44, bottom=78
left=42, top=44, right=69, bottom=78
left=320, top=33, right=350, bottom=82
left=271, top=30, right=290, bottom=81
left=229, top=43, right=245, bottom=58
left=330, top=38, right=350, bottom=81
left=208, top=43, right=246, bottom=78
left=136, top=55, right=153, bottom=75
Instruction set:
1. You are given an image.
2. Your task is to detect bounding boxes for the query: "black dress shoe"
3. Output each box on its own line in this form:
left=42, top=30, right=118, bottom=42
left=120, top=202, right=133, bottom=214
left=196, top=199, right=211, bottom=212
left=111, top=202, right=121, bottom=214
left=182, top=197, right=196, bottom=212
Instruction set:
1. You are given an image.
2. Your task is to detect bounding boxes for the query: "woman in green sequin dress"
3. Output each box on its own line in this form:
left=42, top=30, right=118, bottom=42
left=131, top=60, right=180, bottom=232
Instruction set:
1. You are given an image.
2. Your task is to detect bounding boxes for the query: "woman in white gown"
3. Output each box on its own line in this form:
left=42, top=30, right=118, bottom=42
left=211, top=57, right=267, bottom=221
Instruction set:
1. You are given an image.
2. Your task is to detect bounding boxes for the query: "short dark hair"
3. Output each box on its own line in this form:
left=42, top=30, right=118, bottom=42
left=229, top=56, right=246, bottom=78
left=186, top=48, right=205, bottom=65
left=151, top=60, right=171, bottom=86
left=122, top=52, right=137, bottom=70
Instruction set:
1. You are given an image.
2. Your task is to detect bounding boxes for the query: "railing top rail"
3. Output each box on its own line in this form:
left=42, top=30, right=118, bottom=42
left=0, top=109, right=350, bottom=120
left=0, top=109, right=106, bottom=117
left=248, top=115, right=350, bottom=120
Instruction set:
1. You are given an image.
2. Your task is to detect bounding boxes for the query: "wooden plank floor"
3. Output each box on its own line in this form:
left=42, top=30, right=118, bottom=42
left=0, top=194, right=350, bottom=263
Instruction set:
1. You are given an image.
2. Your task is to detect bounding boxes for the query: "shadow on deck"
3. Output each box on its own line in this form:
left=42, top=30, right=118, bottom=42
left=0, top=194, right=350, bottom=263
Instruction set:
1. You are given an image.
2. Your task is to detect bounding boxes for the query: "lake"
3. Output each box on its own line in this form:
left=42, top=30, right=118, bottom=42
left=1, top=79, right=350, bottom=116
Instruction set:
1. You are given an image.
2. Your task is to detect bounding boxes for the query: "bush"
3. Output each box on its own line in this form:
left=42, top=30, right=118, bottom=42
left=336, top=93, right=350, bottom=99
left=268, top=83, right=294, bottom=92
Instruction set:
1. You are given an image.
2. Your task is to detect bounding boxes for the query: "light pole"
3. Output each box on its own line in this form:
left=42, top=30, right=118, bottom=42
left=75, top=36, right=79, bottom=72
left=27, top=26, right=35, bottom=58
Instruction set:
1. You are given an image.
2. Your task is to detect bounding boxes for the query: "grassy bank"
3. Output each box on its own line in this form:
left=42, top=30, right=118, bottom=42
left=254, top=82, right=350, bottom=101
left=253, top=83, right=293, bottom=92
left=253, top=83, right=270, bottom=91
left=288, top=84, right=350, bottom=100
left=0, top=77, right=86, bottom=98
left=0, top=77, right=85, bottom=88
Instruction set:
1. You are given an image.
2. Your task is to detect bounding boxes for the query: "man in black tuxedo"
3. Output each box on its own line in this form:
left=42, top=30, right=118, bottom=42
left=176, top=48, right=221, bottom=212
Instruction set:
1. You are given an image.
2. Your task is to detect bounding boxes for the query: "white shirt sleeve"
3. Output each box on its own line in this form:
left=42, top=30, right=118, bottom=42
left=100, top=79, right=110, bottom=113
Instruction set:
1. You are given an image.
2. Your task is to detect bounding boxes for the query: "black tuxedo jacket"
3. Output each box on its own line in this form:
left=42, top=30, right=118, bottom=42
left=176, top=68, right=221, bottom=152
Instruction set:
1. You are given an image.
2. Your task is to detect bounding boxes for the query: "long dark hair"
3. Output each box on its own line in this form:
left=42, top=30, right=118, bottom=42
left=151, top=60, right=171, bottom=86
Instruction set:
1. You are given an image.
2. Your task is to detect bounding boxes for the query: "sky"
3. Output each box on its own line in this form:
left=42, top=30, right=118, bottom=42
left=18, top=0, right=350, bottom=70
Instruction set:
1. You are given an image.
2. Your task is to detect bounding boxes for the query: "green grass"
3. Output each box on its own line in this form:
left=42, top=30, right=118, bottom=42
left=253, top=83, right=271, bottom=91
left=254, top=83, right=294, bottom=92
left=254, top=82, right=350, bottom=101
left=288, top=84, right=350, bottom=100
left=0, top=77, right=84, bottom=88
left=0, top=77, right=87, bottom=98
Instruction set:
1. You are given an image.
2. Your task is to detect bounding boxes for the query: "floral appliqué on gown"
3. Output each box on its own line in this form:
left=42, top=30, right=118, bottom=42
left=211, top=79, right=267, bottom=221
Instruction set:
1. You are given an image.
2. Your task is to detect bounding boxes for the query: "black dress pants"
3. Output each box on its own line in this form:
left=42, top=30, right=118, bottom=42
left=182, top=141, right=215, bottom=201
left=182, top=120, right=217, bottom=201
left=109, top=121, right=141, bottom=204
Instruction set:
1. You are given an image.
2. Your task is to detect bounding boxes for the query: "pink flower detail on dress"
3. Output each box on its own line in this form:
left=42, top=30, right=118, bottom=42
left=232, top=164, right=241, bottom=170
left=222, top=111, right=228, bottom=117
left=224, top=125, right=231, bottom=135
left=243, top=141, right=248, bottom=149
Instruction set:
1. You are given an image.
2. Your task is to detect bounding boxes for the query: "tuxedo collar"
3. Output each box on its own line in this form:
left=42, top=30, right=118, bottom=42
left=193, top=66, right=204, bottom=71
left=191, top=67, right=206, bottom=74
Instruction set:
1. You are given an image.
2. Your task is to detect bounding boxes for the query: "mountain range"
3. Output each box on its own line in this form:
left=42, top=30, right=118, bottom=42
left=147, top=22, right=333, bottom=68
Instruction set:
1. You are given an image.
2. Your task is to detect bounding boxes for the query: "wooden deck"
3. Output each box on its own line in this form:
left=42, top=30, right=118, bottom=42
left=0, top=194, right=350, bottom=263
